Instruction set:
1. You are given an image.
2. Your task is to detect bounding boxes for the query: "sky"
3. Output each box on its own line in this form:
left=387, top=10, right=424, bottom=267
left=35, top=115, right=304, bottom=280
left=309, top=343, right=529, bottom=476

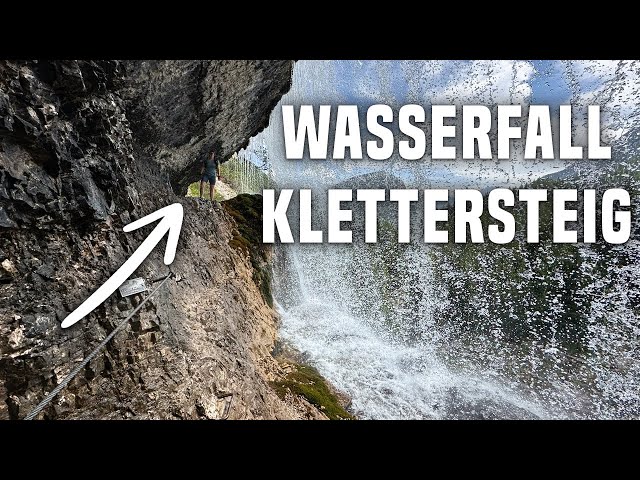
left=242, top=60, right=639, bottom=189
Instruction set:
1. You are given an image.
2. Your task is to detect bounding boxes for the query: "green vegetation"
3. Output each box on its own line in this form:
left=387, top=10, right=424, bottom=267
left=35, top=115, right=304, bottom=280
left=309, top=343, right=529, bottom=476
left=220, top=153, right=274, bottom=194
left=271, top=364, right=354, bottom=420
left=431, top=158, right=640, bottom=355
left=360, top=219, right=407, bottom=322
left=186, top=154, right=273, bottom=201
left=222, top=194, right=273, bottom=307
left=186, top=182, right=225, bottom=202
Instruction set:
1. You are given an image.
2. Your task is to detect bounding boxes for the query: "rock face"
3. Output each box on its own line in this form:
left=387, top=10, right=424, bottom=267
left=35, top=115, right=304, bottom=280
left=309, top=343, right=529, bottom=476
left=0, top=60, right=329, bottom=419
left=0, top=61, right=135, bottom=230
left=124, top=60, right=293, bottom=194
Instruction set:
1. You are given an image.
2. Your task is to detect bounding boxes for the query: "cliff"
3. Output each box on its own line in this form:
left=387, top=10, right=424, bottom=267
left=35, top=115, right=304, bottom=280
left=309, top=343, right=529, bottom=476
left=123, top=60, right=293, bottom=194
left=0, top=60, right=332, bottom=419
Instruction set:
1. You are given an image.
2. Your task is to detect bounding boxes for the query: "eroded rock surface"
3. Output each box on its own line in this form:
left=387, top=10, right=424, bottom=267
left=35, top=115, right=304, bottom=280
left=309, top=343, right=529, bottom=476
left=0, top=60, right=330, bottom=420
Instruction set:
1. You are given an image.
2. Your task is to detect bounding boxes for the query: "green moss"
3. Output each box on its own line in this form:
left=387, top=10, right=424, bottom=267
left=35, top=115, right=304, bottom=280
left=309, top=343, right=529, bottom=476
left=186, top=181, right=225, bottom=202
left=271, top=364, right=354, bottom=420
left=222, top=194, right=273, bottom=307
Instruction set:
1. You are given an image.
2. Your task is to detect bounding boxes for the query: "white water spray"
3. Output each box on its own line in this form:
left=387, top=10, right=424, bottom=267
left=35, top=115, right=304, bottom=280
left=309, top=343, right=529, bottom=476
left=249, top=60, right=640, bottom=419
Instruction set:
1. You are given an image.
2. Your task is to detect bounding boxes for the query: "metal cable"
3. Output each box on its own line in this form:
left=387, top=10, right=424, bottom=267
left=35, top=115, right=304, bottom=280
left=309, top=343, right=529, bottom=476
left=24, top=273, right=173, bottom=420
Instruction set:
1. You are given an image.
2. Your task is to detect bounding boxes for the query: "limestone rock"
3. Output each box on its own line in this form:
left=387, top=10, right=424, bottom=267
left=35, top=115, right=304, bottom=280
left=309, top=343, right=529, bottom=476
left=123, top=60, right=293, bottom=194
left=0, top=60, right=326, bottom=420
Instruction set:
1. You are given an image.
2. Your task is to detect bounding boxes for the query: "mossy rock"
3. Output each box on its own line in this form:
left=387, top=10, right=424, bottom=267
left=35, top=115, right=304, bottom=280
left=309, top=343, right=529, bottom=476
left=271, top=364, right=354, bottom=420
left=222, top=194, right=273, bottom=307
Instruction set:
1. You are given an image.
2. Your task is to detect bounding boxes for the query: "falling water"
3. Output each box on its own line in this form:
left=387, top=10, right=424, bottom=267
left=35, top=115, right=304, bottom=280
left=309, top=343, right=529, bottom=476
left=246, top=61, right=640, bottom=419
left=220, top=152, right=273, bottom=194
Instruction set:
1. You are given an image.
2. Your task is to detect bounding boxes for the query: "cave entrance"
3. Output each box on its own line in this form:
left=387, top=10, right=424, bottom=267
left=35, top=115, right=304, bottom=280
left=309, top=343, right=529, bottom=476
left=185, top=153, right=274, bottom=202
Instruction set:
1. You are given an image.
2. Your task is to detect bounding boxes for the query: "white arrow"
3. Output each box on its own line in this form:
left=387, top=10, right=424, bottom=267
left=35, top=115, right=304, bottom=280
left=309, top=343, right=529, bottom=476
left=61, top=203, right=184, bottom=329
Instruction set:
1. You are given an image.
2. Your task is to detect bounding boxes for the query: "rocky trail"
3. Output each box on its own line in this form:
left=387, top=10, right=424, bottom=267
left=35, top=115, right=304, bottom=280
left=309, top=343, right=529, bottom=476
left=0, top=60, right=346, bottom=419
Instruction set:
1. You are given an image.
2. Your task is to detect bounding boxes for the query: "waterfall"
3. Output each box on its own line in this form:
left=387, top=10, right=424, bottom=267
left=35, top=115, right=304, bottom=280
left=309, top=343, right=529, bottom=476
left=220, top=152, right=273, bottom=195
left=245, top=61, right=640, bottom=419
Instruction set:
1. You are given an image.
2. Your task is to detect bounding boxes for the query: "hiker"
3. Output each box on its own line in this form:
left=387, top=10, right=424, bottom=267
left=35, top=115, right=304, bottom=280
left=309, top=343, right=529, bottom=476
left=200, top=150, right=220, bottom=200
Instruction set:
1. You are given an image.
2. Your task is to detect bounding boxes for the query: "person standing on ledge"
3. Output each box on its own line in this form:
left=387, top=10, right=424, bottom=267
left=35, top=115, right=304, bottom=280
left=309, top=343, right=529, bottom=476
left=200, top=150, right=220, bottom=201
